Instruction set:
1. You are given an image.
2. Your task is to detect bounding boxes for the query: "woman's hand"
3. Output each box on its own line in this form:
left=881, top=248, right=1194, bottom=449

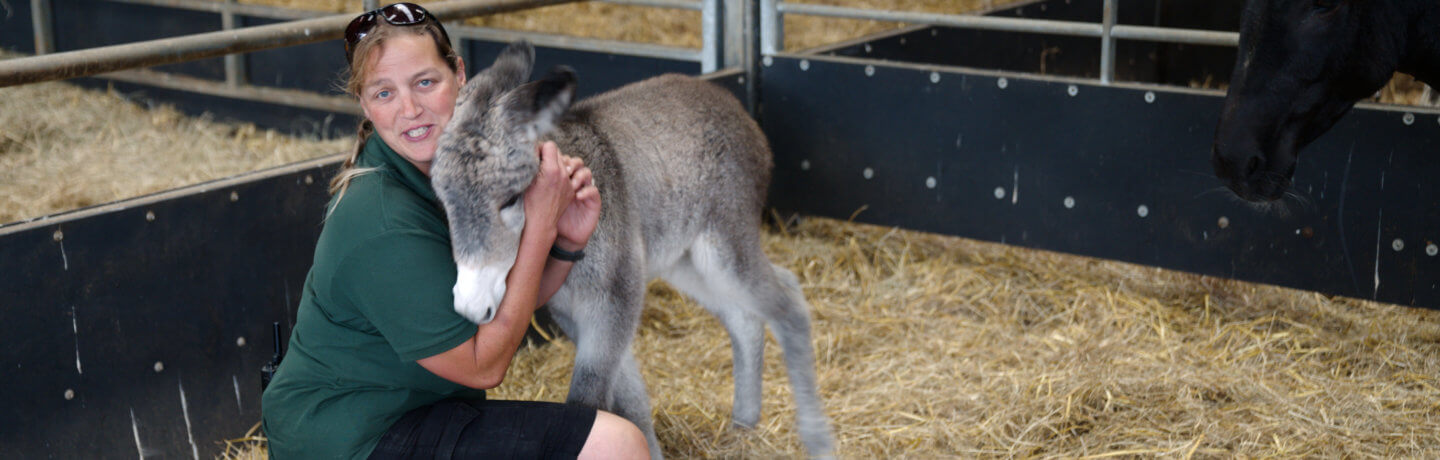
left=555, top=155, right=601, bottom=252
left=521, top=141, right=578, bottom=243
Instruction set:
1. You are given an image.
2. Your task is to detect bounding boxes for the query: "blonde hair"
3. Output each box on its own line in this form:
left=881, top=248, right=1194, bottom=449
left=329, top=18, right=462, bottom=208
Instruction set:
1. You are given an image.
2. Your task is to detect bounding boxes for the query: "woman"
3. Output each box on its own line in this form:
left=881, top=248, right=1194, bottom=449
left=260, top=4, right=649, bottom=459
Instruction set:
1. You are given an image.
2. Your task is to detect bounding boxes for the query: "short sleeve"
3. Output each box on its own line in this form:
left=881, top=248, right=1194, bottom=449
left=333, top=230, right=476, bottom=362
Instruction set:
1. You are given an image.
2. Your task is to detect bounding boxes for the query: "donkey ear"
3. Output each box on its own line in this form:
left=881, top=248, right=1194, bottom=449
left=501, top=66, right=578, bottom=143
left=479, top=40, right=535, bottom=91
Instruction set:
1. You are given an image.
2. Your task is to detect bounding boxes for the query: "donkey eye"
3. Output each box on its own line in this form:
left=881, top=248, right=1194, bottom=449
left=500, top=193, right=521, bottom=210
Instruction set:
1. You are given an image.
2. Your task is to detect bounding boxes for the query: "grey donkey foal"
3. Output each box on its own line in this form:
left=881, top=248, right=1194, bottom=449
left=430, top=41, right=836, bottom=459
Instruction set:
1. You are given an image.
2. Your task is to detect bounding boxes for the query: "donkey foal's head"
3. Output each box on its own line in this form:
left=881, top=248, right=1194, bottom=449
left=431, top=41, right=578, bottom=324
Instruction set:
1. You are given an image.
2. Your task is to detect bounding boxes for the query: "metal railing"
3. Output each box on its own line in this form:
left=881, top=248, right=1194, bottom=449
left=6, top=0, right=738, bottom=113
left=760, top=0, right=1241, bottom=85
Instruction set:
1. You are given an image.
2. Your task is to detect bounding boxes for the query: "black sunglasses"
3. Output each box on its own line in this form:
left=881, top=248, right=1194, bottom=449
left=344, top=3, right=452, bottom=64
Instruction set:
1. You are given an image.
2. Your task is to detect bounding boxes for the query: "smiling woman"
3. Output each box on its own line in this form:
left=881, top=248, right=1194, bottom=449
left=352, top=33, right=464, bottom=175
left=257, top=4, right=643, bottom=459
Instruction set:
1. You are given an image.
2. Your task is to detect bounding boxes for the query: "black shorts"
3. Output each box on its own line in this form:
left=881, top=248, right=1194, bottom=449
left=368, top=398, right=597, bottom=460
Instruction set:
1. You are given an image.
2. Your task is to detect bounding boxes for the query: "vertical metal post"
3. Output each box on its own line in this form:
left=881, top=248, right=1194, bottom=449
left=759, top=0, right=781, bottom=55
left=222, top=0, right=249, bottom=87
left=722, top=0, right=744, bottom=69
left=448, top=21, right=466, bottom=62
left=31, top=0, right=54, bottom=55
left=1099, top=0, right=1116, bottom=85
left=701, top=0, right=719, bottom=73
left=741, top=0, right=759, bottom=115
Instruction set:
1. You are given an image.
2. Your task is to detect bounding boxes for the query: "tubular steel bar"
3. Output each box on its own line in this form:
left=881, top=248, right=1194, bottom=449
left=773, top=2, right=1241, bottom=50
left=600, top=0, right=702, bottom=11
left=777, top=2, right=1104, bottom=38
left=31, top=0, right=55, bottom=54
left=447, top=24, right=702, bottom=62
left=102, top=68, right=361, bottom=115
left=222, top=0, right=249, bottom=87
left=0, top=0, right=582, bottom=87
left=110, top=0, right=324, bottom=20
left=701, top=0, right=719, bottom=72
left=759, top=0, right=781, bottom=55
left=1099, top=0, right=1115, bottom=84
left=103, top=0, right=709, bottom=62
left=1110, top=24, right=1239, bottom=47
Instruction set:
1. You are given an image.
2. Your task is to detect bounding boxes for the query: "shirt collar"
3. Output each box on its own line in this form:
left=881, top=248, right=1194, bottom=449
left=357, top=134, right=442, bottom=206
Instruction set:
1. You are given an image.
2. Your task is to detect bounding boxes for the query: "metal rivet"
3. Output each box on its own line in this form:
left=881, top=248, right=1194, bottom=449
left=53, top=230, right=63, bottom=242
left=925, top=177, right=937, bottom=189
left=762, top=56, right=773, bottom=67
left=865, top=65, right=874, bottom=77
left=1063, top=196, right=1075, bottom=209
left=864, top=44, right=872, bottom=53
left=1426, top=243, right=1438, bottom=256
left=1137, top=205, right=1149, bottom=218
left=997, top=78, right=1008, bottom=89
left=154, top=361, right=165, bottom=373
left=737, top=76, right=745, bottom=85
left=863, top=167, right=874, bottom=179
left=64, top=389, right=75, bottom=400
left=304, top=174, right=314, bottom=185
left=1402, top=113, right=1415, bottom=125
left=145, top=211, right=155, bottom=222
left=1392, top=238, right=1405, bottom=251
left=899, top=37, right=906, bottom=45
left=799, top=59, right=809, bottom=71
left=236, top=337, right=247, bottom=347
left=994, top=187, right=1006, bottom=199
left=229, top=191, right=239, bottom=202
left=931, top=29, right=938, bottom=37
left=1144, top=91, right=1155, bottom=103
left=1218, top=216, right=1230, bottom=229
left=1067, top=85, right=1078, bottom=97
left=800, top=160, right=810, bottom=171
left=930, top=72, right=940, bottom=84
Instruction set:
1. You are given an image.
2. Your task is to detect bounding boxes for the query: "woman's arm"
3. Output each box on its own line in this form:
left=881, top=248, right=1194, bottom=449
left=537, top=155, right=599, bottom=306
left=417, top=141, right=583, bottom=389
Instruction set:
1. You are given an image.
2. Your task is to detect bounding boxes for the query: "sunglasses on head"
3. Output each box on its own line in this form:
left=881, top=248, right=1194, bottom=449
left=344, top=3, right=452, bottom=64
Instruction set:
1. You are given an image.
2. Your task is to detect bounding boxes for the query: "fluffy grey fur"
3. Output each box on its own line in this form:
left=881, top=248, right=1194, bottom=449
left=430, top=41, right=835, bottom=459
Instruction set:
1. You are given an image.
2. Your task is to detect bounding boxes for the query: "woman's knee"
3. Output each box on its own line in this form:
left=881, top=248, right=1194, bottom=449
left=578, top=410, right=649, bottom=460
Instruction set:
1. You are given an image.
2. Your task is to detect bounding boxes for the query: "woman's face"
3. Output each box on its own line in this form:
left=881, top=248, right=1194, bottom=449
left=358, top=33, right=465, bottom=175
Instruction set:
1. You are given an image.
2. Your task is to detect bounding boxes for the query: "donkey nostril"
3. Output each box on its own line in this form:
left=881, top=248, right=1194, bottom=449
left=1244, top=156, right=1263, bottom=178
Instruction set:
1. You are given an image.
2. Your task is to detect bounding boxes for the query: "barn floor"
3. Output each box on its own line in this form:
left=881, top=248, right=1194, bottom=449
left=218, top=215, right=1440, bottom=459
left=2, top=2, right=1437, bottom=458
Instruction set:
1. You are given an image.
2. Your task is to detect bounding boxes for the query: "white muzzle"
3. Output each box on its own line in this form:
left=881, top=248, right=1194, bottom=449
left=453, top=264, right=510, bottom=324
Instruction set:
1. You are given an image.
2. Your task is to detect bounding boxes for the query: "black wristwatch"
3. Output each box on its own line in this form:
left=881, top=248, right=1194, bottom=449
left=549, top=245, right=585, bottom=262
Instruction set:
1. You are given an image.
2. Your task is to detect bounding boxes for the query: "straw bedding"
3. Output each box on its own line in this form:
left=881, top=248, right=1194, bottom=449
left=222, top=214, right=1440, bottom=458
left=1, top=2, right=1437, bottom=459
left=0, top=56, right=347, bottom=224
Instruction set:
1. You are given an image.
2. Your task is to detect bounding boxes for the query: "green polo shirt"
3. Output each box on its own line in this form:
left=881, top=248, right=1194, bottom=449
left=261, top=135, right=483, bottom=459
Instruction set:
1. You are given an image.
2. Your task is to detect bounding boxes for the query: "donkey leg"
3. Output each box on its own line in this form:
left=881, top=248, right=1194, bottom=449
left=556, top=277, right=660, bottom=457
left=681, top=236, right=835, bottom=458
left=763, top=263, right=836, bottom=459
left=661, top=261, right=766, bottom=429
left=612, top=351, right=662, bottom=459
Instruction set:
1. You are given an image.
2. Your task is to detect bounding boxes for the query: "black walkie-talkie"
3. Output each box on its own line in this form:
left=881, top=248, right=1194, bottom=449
left=260, top=322, right=285, bottom=392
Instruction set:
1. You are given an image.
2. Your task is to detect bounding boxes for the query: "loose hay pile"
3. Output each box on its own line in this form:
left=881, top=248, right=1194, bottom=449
left=0, top=52, right=347, bottom=225
left=223, top=216, right=1440, bottom=459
